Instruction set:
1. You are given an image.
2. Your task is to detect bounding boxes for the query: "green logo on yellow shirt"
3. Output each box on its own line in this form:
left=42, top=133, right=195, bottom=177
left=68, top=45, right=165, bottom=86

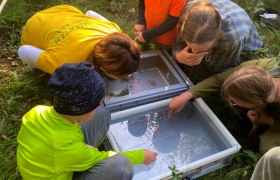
left=50, top=19, right=95, bottom=45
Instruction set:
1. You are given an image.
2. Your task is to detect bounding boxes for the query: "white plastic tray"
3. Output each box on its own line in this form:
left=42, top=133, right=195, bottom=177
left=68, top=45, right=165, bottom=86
left=107, top=98, right=241, bottom=180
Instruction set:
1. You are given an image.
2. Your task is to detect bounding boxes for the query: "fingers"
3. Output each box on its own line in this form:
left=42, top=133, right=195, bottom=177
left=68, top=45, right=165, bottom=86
left=168, top=108, right=174, bottom=119
left=177, top=49, right=208, bottom=66
left=184, top=45, right=191, bottom=52
left=143, top=149, right=158, bottom=165
left=149, top=151, right=158, bottom=164
left=188, top=52, right=208, bottom=65
left=152, top=151, right=158, bottom=158
left=136, top=32, right=145, bottom=43
left=168, top=106, right=181, bottom=119
left=134, top=24, right=145, bottom=34
left=186, top=57, right=201, bottom=66
left=168, top=95, right=185, bottom=119
left=133, top=26, right=140, bottom=36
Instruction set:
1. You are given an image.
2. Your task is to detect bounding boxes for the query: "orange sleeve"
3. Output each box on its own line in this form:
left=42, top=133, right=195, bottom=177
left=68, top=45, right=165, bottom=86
left=169, top=0, right=187, bottom=17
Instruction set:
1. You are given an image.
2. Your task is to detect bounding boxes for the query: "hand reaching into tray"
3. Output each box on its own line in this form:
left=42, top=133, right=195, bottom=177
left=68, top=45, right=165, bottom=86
left=143, top=149, right=158, bottom=165
left=168, top=91, right=194, bottom=119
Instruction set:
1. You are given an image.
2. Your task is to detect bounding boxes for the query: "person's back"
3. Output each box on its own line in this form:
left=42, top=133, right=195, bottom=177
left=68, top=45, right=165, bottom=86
left=17, top=105, right=95, bottom=179
left=21, top=5, right=122, bottom=74
left=209, top=0, right=262, bottom=52
left=19, top=5, right=141, bottom=80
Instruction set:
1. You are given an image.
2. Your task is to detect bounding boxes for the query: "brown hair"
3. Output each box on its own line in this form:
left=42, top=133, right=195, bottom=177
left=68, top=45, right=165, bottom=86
left=93, top=32, right=140, bottom=79
left=222, top=66, right=277, bottom=110
left=180, top=1, right=222, bottom=44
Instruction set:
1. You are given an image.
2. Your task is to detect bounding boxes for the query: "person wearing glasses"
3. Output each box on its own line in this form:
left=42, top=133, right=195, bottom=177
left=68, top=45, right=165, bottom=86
left=222, top=65, right=280, bottom=154
left=169, top=58, right=280, bottom=179
left=173, top=0, right=263, bottom=82
left=222, top=66, right=280, bottom=180
left=169, top=57, right=280, bottom=153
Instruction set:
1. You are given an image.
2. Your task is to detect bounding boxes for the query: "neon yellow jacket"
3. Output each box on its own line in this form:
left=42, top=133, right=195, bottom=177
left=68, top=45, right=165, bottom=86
left=17, top=106, right=144, bottom=179
left=21, top=5, right=122, bottom=74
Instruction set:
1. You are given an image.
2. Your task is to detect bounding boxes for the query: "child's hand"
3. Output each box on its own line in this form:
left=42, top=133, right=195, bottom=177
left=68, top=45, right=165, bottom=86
left=134, top=24, right=145, bottom=34
left=176, top=45, right=208, bottom=66
left=135, top=32, right=145, bottom=43
left=143, top=149, right=158, bottom=165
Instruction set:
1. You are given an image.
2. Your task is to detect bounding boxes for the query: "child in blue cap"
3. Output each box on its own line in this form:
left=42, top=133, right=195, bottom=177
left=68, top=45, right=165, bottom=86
left=17, top=62, right=158, bottom=179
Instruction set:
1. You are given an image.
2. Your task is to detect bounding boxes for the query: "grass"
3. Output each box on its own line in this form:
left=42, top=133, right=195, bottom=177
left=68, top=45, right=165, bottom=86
left=0, top=0, right=280, bottom=179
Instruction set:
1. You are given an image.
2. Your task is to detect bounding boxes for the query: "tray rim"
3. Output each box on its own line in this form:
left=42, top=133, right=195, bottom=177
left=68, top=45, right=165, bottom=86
left=107, top=98, right=241, bottom=179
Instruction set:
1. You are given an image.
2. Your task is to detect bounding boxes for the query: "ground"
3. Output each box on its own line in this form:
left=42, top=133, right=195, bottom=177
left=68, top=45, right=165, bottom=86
left=0, top=0, right=280, bottom=179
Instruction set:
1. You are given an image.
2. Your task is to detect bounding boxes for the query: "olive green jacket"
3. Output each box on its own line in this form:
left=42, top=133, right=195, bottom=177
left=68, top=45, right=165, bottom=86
left=189, top=58, right=278, bottom=99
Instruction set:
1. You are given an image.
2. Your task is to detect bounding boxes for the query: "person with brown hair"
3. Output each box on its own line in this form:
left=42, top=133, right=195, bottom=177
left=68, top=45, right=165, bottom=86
left=168, top=58, right=280, bottom=153
left=168, top=59, right=280, bottom=179
left=173, top=0, right=263, bottom=81
left=18, top=5, right=140, bottom=79
left=92, top=32, right=140, bottom=79
left=222, top=66, right=280, bottom=154
left=222, top=66, right=280, bottom=180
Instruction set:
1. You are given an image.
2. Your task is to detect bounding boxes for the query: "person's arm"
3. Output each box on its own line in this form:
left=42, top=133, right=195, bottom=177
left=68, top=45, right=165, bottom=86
left=118, top=149, right=144, bottom=165
left=134, top=0, right=146, bottom=37
left=137, top=0, right=186, bottom=42
left=188, top=67, right=238, bottom=98
left=136, top=0, right=146, bottom=25
left=168, top=58, right=278, bottom=117
left=141, top=15, right=179, bottom=42
left=189, top=58, right=278, bottom=98
left=18, top=45, right=45, bottom=68
left=119, top=149, right=157, bottom=165
left=56, top=141, right=117, bottom=171
left=59, top=141, right=156, bottom=171
left=168, top=64, right=238, bottom=118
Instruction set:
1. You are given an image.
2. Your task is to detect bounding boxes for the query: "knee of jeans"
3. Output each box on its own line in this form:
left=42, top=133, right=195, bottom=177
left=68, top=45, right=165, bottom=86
left=113, top=155, right=134, bottom=178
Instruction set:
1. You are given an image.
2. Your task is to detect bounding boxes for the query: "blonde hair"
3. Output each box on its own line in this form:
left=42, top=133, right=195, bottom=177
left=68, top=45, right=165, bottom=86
left=180, top=1, right=222, bottom=43
left=93, top=32, right=140, bottom=79
left=222, top=66, right=277, bottom=109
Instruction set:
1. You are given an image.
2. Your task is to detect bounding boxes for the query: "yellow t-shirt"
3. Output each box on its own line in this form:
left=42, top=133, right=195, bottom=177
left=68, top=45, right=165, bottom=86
left=21, top=5, right=122, bottom=74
